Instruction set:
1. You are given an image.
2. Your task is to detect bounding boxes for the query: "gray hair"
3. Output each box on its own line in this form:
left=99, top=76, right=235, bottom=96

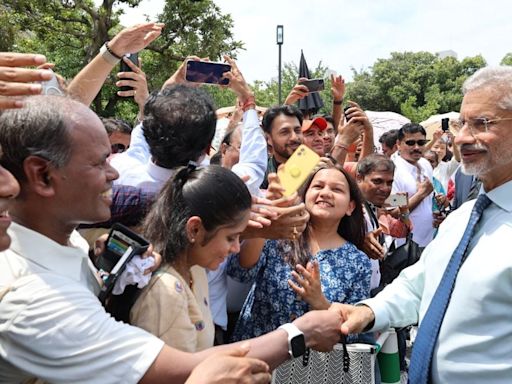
left=0, top=96, right=75, bottom=182
left=462, top=66, right=512, bottom=110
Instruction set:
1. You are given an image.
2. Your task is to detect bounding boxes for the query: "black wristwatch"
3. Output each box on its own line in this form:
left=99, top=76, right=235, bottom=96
left=278, top=323, right=306, bottom=358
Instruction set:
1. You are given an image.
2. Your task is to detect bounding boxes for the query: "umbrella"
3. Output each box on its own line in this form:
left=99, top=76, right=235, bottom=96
left=365, top=110, right=411, bottom=150
left=420, top=111, right=460, bottom=140
left=298, top=50, right=324, bottom=115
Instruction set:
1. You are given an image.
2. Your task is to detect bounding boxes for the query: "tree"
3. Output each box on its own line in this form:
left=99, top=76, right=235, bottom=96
left=501, top=53, right=512, bottom=66
left=345, top=52, right=486, bottom=122
left=3, top=0, right=242, bottom=120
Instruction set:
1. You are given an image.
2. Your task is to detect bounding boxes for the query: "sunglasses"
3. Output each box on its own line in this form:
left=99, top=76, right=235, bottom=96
left=404, top=139, right=428, bottom=147
left=111, top=143, right=128, bottom=153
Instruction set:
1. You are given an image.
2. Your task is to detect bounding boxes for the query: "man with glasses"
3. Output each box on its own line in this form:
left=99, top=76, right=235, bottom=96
left=391, top=123, right=434, bottom=249
left=330, top=66, right=512, bottom=383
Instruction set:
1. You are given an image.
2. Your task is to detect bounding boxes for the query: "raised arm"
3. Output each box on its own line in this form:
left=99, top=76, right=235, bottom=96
left=67, top=23, right=163, bottom=106
left=330, top=74, right=345, bottom=129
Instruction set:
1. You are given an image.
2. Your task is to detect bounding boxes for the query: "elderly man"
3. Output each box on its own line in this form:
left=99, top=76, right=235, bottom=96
left=0, top=96, right=346, bottom=383
left=332, top=66, right=512, bottom=384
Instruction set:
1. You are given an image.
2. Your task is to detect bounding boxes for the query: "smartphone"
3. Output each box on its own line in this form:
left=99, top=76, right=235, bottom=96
left=96, top=223, right=149, bottom=274
left=299, top=78, right=325, bottom=93
left=96, top=223, right=149, bottom=302
left=441, top=118, right=449, bottom=132
left=384, top=194, right=408, bottom=207
left=185, top=60, right=231, bottom=85
left=344, top=106, right=352, bottom=122
left=119, top=52, right=139, bottom=92
left=277, top=145, right=320, bottom=197
left=40, top=69, right=63, bottom=96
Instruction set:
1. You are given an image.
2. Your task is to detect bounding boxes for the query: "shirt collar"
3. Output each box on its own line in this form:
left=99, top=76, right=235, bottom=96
left=146, top=161, right=174, bottom=182
left=485, top=179, right=512, bottom=212
left=7, top=222, right=89, bottom=282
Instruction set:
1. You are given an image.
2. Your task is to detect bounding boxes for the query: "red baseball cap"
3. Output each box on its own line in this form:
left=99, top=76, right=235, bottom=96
left=302, top=116, right=328, bottom=133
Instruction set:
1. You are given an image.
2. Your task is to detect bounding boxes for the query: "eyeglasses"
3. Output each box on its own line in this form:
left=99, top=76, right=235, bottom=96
left=404, top=139, right=428, bottom=147
left=111, top=143, right=128, bottom=154
left=456, top=117, right=512, bottom=135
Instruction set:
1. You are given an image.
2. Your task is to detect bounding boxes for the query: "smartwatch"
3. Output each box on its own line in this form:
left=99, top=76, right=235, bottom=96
left=278, top=323, right=306, bottom=358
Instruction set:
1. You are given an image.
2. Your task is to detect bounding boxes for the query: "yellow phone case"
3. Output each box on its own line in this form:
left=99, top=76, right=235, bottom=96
left=277, top=144, right=321, bottom=196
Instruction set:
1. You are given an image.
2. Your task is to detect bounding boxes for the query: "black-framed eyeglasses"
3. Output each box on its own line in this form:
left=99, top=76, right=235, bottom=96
left=111, top=143, right=128, bottom=154
left=456, top=117, right=512, bottom=135
left=404, top=139, right=428, bottom=147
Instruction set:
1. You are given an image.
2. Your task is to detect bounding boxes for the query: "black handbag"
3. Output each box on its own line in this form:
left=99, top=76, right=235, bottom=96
left=380, top=232, right=421, bottom=286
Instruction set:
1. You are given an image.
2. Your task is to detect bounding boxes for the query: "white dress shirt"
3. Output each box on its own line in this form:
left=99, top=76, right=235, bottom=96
left=392, top=156, right=434, bottom=247
left=0, top=223, right=164, bottom=383
left=362, top=180, right=512, bottom=383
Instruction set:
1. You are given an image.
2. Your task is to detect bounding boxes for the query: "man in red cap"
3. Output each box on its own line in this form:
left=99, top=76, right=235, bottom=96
left=301, top=116, right=328, bottom=156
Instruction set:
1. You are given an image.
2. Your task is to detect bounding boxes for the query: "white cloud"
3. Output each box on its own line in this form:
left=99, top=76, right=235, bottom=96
left=115, top=0, right=511, bottom=83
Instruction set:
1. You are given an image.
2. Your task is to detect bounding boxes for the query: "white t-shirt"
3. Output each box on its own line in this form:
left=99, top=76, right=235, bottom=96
left=392, top=156, right=434, bottom=247
left=0, top=223, right=164, bottom=384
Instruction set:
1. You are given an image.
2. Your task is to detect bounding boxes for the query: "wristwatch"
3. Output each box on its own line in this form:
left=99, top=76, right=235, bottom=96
left=278, top=323, right=306, bottom=358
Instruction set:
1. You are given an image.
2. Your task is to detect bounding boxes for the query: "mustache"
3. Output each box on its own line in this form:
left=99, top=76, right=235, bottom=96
left=460, top=143, right=487, bottom=152
left=411, top=150, right=423, bottom=154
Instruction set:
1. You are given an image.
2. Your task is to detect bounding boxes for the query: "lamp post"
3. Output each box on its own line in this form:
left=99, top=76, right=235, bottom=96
left=276, top=25, right=284, bottom=105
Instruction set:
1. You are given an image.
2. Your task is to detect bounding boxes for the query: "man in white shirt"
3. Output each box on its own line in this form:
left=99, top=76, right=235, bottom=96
left=392, top=123, right=434, bottom=248
left=0, top=95, right=347, bottom=383
left=331, top=66, right=512, bottom=384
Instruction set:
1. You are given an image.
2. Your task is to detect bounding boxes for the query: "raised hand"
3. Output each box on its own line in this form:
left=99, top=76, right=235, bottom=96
left=289, top=260, right=330, bottom=310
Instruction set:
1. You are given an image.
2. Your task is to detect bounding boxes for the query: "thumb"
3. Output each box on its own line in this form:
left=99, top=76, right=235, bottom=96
left=373, top=227, right=383, bottom=236
left=218, top=342, right=251, bottom=357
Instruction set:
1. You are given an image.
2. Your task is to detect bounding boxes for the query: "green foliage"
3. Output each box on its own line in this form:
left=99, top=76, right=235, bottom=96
left=3, top=0, right=242, bottom=118
left=345, top=52, right=486, bottom=122
left=501, top=53, right=512, bottom=66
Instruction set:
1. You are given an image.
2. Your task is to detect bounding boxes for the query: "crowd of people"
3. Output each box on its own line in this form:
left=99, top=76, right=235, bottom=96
left=0, top=21, right=511, bottom=384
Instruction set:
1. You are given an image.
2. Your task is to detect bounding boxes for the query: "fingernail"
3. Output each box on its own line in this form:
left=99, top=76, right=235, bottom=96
left=34, top=54, right=47, bottom=64
left=14, top=100, right=24, bottom=108
left=30, top=84, right=42, bottom=93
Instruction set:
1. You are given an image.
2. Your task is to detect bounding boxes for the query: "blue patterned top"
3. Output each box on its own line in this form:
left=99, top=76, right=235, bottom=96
left=227, top=239, right=372, bottom=342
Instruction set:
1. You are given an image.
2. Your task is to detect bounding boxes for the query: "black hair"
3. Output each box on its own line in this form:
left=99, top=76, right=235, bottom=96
left=397, top=123, right=426, bottom=141
left=280, top=165, right=367, bottom=266
left=143, top=84, right=217, bottom=169
left=379, top=129, right=398, bottom=147
left=143, top=165, right=252, bottom=264
left=101, top=117, right=133, bottom=135
left=356, top=153, right=395, bottom=177
left=261, top=104, right=304, bottom=134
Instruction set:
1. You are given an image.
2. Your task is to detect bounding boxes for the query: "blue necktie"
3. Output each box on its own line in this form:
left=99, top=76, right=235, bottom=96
left=408, top=193, right=491, bottom=384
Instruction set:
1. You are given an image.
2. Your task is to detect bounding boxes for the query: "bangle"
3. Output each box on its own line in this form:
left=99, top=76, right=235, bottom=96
left=333, top=99, right=343, bottom=105
left=332, top=143, right=348, bottom=152
left=105, top=41, right=122, bottom=60
left=242, top=96, right=256, bottom=112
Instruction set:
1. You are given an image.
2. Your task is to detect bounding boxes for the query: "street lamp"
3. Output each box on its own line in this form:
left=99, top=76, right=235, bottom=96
left=276, top=25, right=284, bottom=104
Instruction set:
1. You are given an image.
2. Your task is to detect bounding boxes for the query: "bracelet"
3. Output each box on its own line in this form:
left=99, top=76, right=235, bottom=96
left=100, top=43, right=121, bottom=65
left=242, top=96, right=256, bottom=112
left=105, top=41, right=122, bottom=60
left=400, top=212, right=410, bottom=220
left=333, top=99, right=343, bottom=105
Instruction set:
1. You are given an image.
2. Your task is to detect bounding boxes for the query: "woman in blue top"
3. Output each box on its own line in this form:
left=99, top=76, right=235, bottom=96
left=227, top=165, right=371, bottom=342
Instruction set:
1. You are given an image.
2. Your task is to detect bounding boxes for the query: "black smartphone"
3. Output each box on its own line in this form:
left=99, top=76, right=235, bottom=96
left=441, top=118, right=449, bottom=132
left=119, top=52, right=139, bottom=92
left=185, top=60, right=231, bottom=85
left=344, top=106, right=352, bottom=122
left=96, top=223, right=149, bottom=274
left=299, top=78, right=325, bottom=93
left=96, top=223, right=149, bottom=302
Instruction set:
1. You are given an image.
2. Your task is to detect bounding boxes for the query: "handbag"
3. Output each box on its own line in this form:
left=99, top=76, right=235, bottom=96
left=272, top=343, right=377, bottom=384
left=380, top=232, right=421, bottom=286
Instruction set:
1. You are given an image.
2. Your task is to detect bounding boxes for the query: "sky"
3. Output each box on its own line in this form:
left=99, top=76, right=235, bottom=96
left=114, top=0, right=511, bottom=83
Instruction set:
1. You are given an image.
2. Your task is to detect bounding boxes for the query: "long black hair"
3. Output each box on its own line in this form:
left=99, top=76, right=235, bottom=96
left=143, top=165, right=252, bottom=264
left=280, top=165, right=366, bottom=266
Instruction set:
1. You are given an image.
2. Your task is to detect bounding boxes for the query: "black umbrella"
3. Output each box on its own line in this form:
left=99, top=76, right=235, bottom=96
left=298, top=50, right=324, bottom=115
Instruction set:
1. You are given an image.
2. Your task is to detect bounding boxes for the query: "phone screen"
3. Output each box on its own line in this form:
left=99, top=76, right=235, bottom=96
left=299, top=79, right=325, bottom=93
left=185, top=60, right=231, bottom=85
